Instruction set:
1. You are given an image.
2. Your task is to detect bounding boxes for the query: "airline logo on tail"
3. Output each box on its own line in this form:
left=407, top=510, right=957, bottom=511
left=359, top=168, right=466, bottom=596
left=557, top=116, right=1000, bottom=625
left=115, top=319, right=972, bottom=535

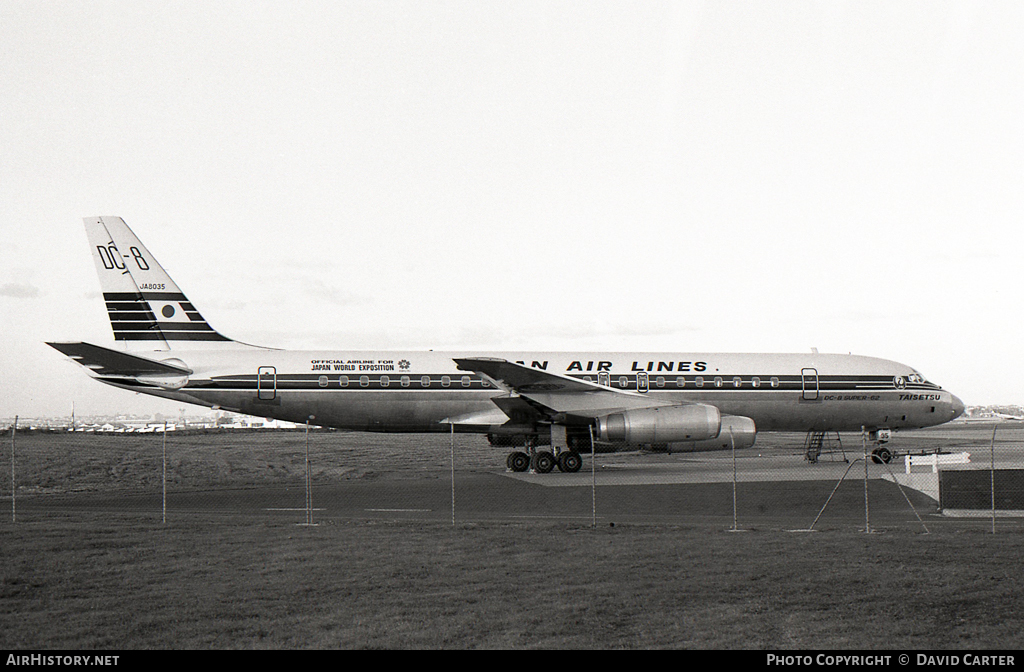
left=85, top=217, right=231, bottom=348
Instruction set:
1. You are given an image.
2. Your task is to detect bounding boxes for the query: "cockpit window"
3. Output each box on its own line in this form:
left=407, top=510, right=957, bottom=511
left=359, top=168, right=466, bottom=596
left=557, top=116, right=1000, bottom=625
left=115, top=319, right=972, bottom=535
left=908, top=371, right=926, bottom=384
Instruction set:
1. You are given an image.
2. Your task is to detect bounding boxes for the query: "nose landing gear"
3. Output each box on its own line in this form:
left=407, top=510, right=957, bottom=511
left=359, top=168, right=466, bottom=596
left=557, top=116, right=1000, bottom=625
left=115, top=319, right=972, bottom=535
left=871, top=446, right=894, bottom=464
left=868, top=428, right=894, bottom=464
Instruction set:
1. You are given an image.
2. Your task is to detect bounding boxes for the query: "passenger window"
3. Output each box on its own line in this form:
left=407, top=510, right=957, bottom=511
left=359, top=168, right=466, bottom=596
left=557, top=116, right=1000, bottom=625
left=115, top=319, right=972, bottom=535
left=732, top=377, right=741, bottom=388
left=340, top=375, right=349, bottom=387
left=420, top=376, right=430, bottom=387
left=401, top=376, right=410, bottom=387
left=318, top=376, right=328, bottom=388
left=359, top=375, right=369, bottom=387
left=695, top=377, right=704, bottom=388
left=618, top=376, right=628, bottom=388
left=752, top=377, right=761, bottom=388
left=380, top=375, right=390, bottom=388
left=714, top=377, right=723, bottom=387
left=676, top=377, right=685, bottom=388
left=770, top=377, right=779, bottom=388
left=442, top=376, right=451, bottom=388
left=461, top=375, right=471, bottom=387
left=656, top=376, right=665, bottom=388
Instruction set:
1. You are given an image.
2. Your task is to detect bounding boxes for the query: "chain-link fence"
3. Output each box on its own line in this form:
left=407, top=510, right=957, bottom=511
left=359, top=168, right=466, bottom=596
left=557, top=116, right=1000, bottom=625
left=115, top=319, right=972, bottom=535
left=4, top=422, right=1024, bottom=531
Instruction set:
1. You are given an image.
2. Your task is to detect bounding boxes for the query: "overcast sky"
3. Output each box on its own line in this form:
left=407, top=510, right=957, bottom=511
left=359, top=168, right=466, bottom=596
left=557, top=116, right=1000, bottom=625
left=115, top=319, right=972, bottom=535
left=1, top=1, right=1022, bottom=419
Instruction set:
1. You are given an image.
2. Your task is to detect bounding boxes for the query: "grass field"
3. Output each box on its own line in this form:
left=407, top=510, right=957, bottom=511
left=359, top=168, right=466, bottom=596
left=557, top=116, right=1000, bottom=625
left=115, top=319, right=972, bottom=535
left=3, top=515, right=1023, bottom=649
left=2, top=426, right=1024, bottom=649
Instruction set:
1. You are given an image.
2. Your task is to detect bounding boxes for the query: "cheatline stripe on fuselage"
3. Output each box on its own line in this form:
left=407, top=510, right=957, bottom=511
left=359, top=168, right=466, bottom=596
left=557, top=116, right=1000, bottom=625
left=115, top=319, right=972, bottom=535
left=97, top=373, right=944, bottom=394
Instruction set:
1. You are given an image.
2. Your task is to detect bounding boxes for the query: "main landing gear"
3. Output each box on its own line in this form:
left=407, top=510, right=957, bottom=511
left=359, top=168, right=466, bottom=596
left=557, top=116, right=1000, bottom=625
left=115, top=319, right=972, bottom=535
left=506, top=449, right=583, bottom=473
left=505, top=435, right=584, bottom=474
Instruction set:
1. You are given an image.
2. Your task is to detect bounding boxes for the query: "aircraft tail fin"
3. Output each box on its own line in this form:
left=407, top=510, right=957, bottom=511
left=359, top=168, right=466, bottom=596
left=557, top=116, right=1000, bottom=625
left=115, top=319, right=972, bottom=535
left=84, top=217, right=248, bottom=350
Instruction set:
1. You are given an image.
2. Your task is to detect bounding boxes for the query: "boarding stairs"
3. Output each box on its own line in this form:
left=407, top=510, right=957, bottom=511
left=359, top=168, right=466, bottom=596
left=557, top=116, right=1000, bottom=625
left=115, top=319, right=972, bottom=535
left=804, top=430, right=848, bottom=463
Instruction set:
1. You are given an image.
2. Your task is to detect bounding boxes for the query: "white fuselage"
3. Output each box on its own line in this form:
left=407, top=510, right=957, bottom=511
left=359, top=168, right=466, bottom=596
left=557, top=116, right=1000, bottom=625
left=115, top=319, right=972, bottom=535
left=96, top=349, right=962, bottom=434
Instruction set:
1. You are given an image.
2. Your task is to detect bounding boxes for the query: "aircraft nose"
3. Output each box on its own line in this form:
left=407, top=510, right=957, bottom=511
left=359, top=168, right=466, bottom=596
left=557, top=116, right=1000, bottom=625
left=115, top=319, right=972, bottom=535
left=951, top=395, right=965, bottom=420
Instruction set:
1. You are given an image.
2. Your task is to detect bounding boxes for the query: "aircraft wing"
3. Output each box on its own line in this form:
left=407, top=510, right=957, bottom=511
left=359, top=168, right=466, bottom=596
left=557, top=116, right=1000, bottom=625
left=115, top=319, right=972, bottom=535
left=47, top=341, right=192, bottom=377
left=453, top=357, right=682, bottom=419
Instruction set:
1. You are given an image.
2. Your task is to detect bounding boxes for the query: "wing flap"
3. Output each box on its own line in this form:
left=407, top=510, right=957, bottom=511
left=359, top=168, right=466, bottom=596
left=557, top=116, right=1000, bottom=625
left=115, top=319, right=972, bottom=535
left=439, top=408, right=513, bottom=426
left=454, top=357, right=681, bottom=418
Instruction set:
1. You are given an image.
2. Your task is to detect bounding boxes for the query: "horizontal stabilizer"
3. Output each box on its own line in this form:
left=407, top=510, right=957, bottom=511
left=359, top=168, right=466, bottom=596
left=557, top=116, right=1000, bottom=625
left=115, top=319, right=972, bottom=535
left=46, top=341, right=192, bottom=377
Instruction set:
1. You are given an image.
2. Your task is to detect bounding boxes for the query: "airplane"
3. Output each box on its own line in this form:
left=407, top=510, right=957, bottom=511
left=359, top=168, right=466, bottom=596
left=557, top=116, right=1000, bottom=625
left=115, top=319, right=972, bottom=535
left=992, top=411, right=1024, bottom=421
left=48, top=217, right=965, bottom=473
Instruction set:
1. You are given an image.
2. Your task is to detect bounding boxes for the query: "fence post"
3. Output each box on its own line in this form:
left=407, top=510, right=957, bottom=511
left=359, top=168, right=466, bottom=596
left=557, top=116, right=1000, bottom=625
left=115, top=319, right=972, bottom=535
left=162, top=423, right=167, bottom=524
left=862, top=427, right=870, bottom=533
left=305, top=417, right=314, bottom=526
left=991, top=425, right=997, bottom=534
left=730, top=427, right=740, bottom=532
left=10, top=416, right=16, bottom=524
left=590, top=425, right=597, bottom=528
left=450, top=422, right=456, bottom=527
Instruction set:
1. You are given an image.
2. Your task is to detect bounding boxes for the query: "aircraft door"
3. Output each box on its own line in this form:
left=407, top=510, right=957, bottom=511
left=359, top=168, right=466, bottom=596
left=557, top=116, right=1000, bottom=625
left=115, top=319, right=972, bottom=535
left=637, top=371, right=649, bottom=394
left=801, top=368, right=819, bottom=401
left=258, top=366, right=277, bottom=401
left=597, top=372, right=610, bottom=387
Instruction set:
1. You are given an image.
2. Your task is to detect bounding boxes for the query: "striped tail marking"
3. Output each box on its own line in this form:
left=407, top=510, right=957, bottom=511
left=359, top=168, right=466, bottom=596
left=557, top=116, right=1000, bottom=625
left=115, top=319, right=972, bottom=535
left=103, top=291, right=231, bottom=342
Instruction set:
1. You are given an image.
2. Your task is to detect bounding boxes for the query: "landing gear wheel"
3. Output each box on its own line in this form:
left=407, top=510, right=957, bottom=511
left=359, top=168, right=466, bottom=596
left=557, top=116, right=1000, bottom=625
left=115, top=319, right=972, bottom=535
left=871, top=447, right=893, bottom=464
left=508, top=451, right=530, bottom=472
left=534, top=451, right=555, bottom=474
left=557, top=451, right=583, bottom=473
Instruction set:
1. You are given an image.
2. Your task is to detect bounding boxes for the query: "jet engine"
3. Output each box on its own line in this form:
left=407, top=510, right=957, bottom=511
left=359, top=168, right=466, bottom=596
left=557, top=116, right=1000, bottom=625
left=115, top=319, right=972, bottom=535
left=666, top=415, right=757, bottom=452
left=597, top=404, right=721, bottom=444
